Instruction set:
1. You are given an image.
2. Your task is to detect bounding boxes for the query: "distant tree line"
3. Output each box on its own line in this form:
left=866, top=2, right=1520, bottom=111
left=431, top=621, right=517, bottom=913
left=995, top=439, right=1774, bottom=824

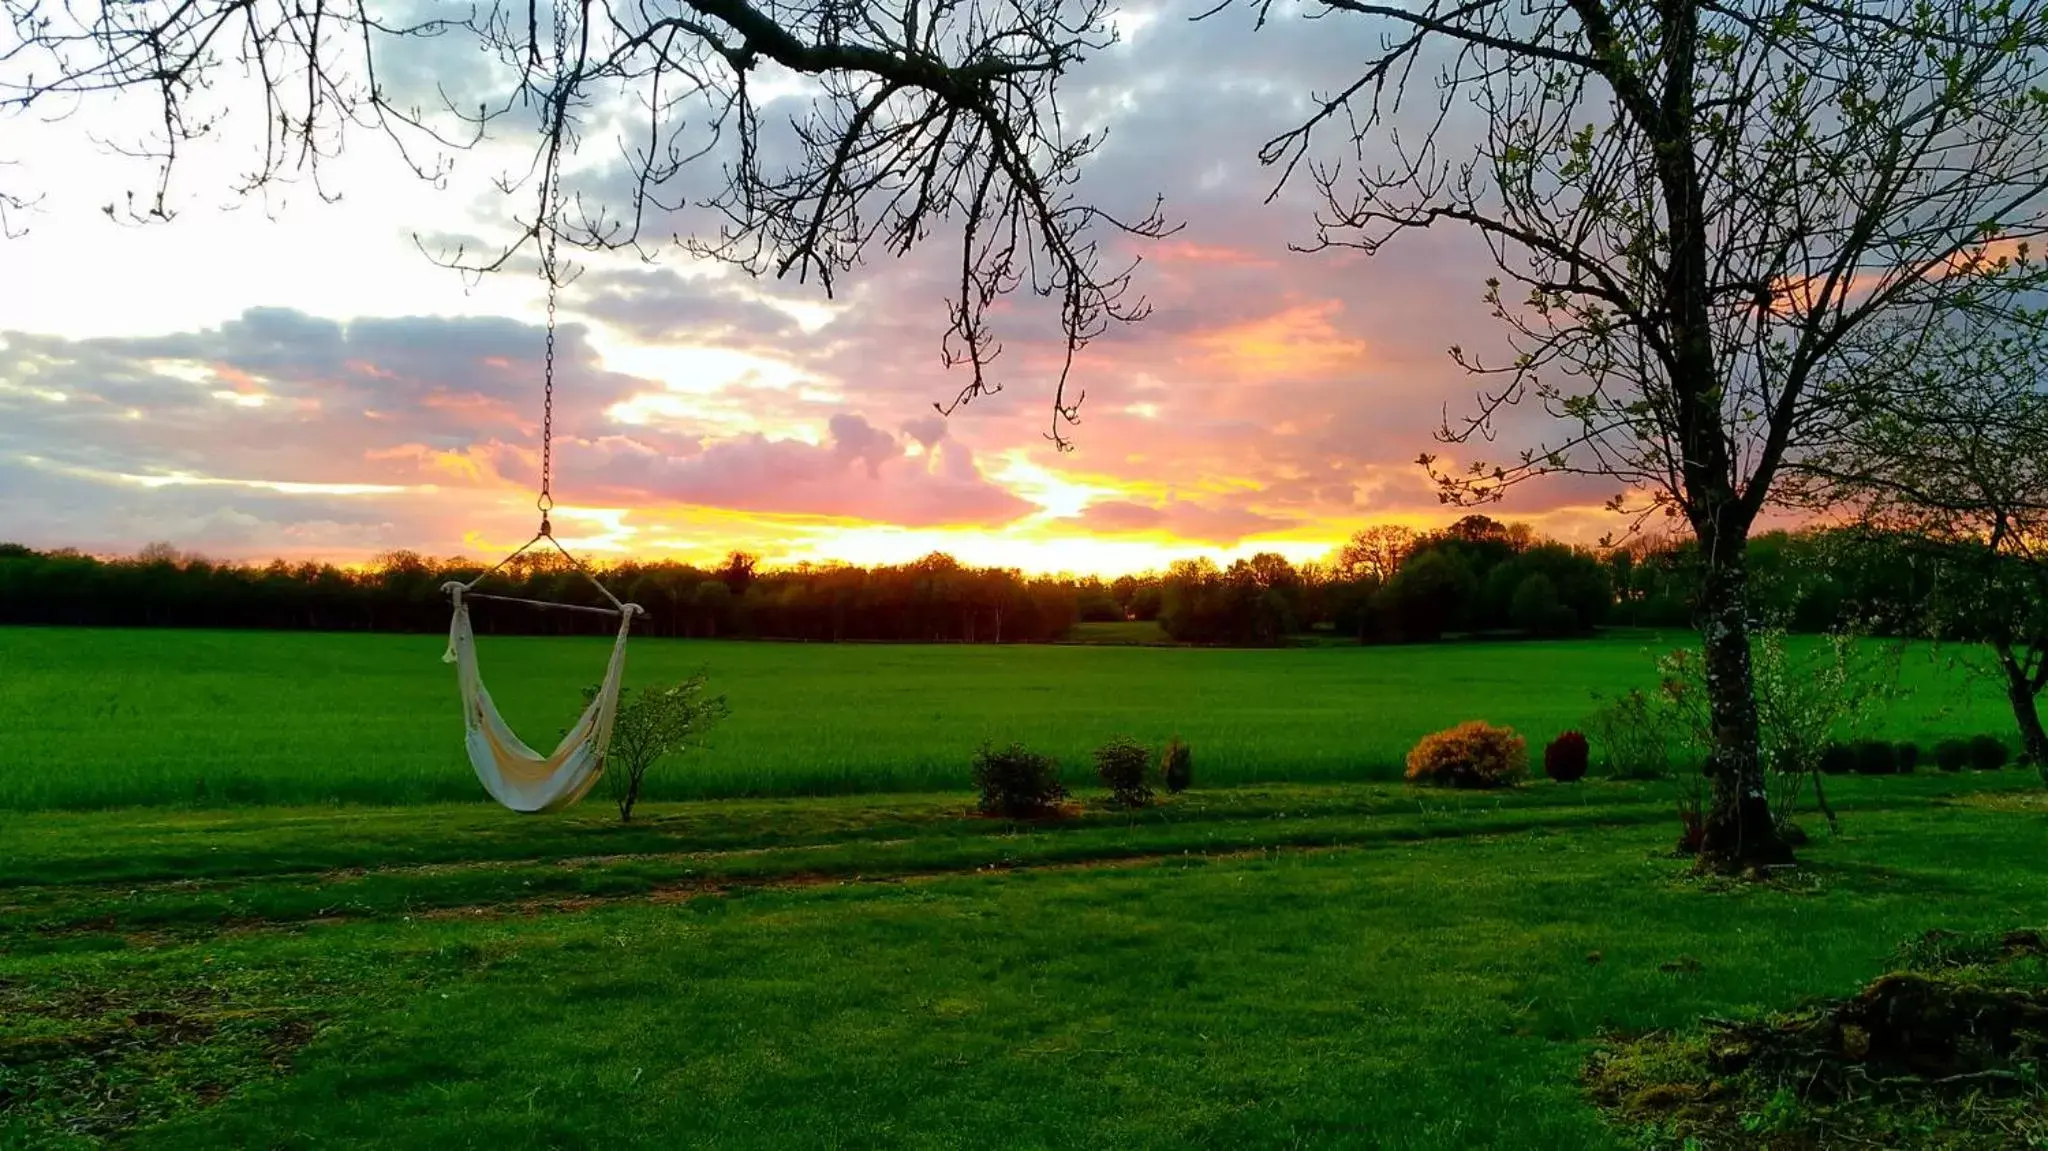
left=0, top=543, right=1081, bottom=643
left=1111, top=514, right=2002, bottom=647
left=0, top=516, right=2008, bottom=649
left=1134, top=516, right=1616, bottom=646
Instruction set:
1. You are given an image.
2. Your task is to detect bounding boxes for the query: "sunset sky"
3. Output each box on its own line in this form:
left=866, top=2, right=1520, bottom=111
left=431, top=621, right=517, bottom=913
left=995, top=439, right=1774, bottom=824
left=0, top=3, right=1629, bottom=576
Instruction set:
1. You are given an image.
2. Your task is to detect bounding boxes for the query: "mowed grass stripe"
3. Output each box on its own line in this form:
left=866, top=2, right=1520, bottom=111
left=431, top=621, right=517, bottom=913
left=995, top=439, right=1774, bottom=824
left=0, top=626, right=2016, bottom=810
left=0, top=781, right=1673, bottom=888
left=2, top=799, right=1672, bottom=942
left=7, top=796, right=2039, bottom=1150
left=6, top=774, right=2023, bottom=945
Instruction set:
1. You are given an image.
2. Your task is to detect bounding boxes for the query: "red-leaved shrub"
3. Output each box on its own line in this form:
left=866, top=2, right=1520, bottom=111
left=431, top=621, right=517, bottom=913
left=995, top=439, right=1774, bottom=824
left=1544, top=731, right=1590, bottom=783
left=1676, top=811, right=1705, bottom=856
left=1405, top=721, right=1529, bottom=789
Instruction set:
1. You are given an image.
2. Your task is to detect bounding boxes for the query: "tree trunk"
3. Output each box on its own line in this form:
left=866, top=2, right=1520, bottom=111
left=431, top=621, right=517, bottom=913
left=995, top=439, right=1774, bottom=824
left=1992, top=639, right=2048, bottom=776
left=1694, top=538, right=1793, bottom=872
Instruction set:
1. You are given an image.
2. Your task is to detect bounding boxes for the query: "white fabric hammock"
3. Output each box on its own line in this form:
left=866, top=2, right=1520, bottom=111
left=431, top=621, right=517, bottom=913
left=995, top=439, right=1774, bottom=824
left=441, top=582, right=642, bottom=813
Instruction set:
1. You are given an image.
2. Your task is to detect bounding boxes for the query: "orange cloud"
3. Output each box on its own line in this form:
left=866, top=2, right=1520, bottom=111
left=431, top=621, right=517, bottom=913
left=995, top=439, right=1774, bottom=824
left=1151, top=240, right=1278, bottom=268
left=365, top=443, right=510, bottom=487
left=1766, top=236, right=2038, bottom=316
left=1185, top=299, right=1369, bottom=379
left=210, top=364, right=266, bottom=396
left=420, top=390, right=529, bottom=427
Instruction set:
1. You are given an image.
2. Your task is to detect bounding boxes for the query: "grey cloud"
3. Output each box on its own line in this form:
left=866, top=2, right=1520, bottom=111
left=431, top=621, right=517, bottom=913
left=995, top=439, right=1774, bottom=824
left=0, top=456, right=458, bottom=560
left=578, top=266, right=803, bottom=345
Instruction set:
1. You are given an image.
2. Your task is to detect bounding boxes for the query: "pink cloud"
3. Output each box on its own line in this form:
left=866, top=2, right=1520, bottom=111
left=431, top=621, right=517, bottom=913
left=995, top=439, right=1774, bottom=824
left=1070, top=495, right=1299, bottom=546
left=589, top=413, right=1034, bottom=529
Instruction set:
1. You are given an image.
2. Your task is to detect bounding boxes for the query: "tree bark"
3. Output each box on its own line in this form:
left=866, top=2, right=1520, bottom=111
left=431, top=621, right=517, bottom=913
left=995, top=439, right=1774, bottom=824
left=1992, top=639, right=2048, bottom=777
left=1694, top=536, right=1794, bottom=871
left=1642, top=3, right=1789, bottom=873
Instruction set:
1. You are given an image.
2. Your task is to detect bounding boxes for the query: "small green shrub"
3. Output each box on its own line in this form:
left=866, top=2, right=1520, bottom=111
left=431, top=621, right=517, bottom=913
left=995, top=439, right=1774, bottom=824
left=1406, top=721, right=1528, bottom=789
left=1817, top=743, right=1856, bottom=776
left=1093, top=736, right=1153, bottom=809
left=588, top=673, right=729, bottom=822
left=1934, top=738, right=1970, bottom=772
left=1160, top=736, right=1193, bottom=794
left=971, top=742, right=1067, bottom=817
left=1968, top=734, right=2011, bottom=771
left=1852, top=739, right=1896, bottom=776
left=1893, top=742, right=1920, bottom=774
left=1584, top=690, right=1672, bottom=780
left=1543, top=731, right=1590, bottom=783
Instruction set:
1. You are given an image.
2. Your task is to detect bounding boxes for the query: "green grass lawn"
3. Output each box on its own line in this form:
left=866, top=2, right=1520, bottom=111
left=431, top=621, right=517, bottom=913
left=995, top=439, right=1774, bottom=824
left=0, top=627, right=2019, bottom=810
left=4, top=774, right=2043, bottom=1148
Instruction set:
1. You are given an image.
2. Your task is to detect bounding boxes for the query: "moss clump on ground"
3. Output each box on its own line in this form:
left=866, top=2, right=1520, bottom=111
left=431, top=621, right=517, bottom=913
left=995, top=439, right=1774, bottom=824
left=1586, top=929, right=2048, bottom=1149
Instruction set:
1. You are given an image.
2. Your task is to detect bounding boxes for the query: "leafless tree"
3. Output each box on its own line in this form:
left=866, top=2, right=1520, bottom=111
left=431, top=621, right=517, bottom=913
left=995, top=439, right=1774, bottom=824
left=1332, top=523, right=1415, bottom=583
left=0, top=0, right=1172, bottom=444
left=1238, top=0, right=2048, bottom=870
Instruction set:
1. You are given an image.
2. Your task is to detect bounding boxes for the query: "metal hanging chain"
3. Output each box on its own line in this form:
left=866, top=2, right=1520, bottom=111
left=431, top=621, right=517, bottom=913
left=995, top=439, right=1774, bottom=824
left=538, top=238, right=557, bottom=533
left=535, top=0, right=571, bottom=536
left=450, top=8, right=645, bottom=621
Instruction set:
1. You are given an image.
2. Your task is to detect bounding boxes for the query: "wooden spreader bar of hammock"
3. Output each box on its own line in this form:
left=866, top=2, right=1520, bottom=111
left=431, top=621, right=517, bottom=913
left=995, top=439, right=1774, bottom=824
left=450, top=526, right=638, bottom=618
left=459, top=591, right=627, bottom=617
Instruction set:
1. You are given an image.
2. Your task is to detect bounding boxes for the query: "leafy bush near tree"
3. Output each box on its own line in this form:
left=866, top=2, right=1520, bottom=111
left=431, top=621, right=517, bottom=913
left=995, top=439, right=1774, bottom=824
left=1160, top=737, right=1193, bottom=794
left=1852, top=739, right=1897, bottom=776
left=1818, top=743, right=1856, bottom=776
left=1893, top=742, right=1920, bottom=774
left=1406, top=721, right=1528, bottom=789
left=1934, top=739, right=1971, bottom=772
left=1093, top=736, right=1153, bottom=809
left=1584, top=690, right=1675, bottom=780
left=971, top=743, right=1068, bottom=817
left=1968, top=735, right=2011, bottom=771
left=1543, top=731, right=1590, bottom=783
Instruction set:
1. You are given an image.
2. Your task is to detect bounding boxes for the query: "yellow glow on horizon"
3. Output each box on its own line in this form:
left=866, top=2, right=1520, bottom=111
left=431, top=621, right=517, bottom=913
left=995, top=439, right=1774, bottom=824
left=992, top=453, right=1120, bottom=517
left=550, top=506, right=638, bottom=554
left=766, top=523, right=1340, bottom=576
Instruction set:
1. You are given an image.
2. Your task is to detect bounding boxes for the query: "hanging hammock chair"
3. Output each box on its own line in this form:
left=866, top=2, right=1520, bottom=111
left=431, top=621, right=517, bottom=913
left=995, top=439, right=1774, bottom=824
left=441, top=530, right=642, bottom=814
left=441, top=100, right=641, bottom=814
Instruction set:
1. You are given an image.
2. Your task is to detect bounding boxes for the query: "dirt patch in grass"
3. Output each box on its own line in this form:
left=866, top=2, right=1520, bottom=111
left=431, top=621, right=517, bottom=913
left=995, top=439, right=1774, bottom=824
left=1946, top=788, right=2048, bottom=816
left=1586, top=928, right=2048, bottom=1149
left=412, top=850, right=1222, bottom=923
left=0, top=979, right=328, bottom=1143
left=17, top=820, right=1635, bottom=945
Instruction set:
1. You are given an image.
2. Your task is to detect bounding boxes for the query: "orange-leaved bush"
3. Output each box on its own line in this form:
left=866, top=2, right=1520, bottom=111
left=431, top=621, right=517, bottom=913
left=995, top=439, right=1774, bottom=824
left=1405, top=721, right=1529, bottom=789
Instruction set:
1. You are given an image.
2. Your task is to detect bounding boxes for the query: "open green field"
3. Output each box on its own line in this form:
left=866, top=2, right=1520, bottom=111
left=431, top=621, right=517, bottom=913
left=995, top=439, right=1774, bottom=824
left=0, top=627, right=2019, bottom=811
left=4, top=776, right=2044, bottom=1148
left=5, top=628, right=2045, bottom=1146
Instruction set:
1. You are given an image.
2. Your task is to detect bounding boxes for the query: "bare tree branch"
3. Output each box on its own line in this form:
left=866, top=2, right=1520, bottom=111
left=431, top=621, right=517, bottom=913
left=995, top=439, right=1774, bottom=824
left=0, top=0, right=1175, bottom=445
